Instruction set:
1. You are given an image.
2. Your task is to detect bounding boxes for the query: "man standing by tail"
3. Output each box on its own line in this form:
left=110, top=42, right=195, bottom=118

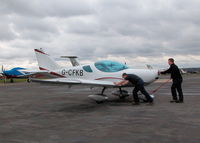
left=160, top=58, right=184, bottom=103
left=114, top=73, right=153, bottom=105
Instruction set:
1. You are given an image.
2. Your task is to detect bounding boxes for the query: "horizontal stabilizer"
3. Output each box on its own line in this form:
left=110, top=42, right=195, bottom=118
left=60, top=56, right=80, bottom=67
left=146, top=64, right=153, bottom=70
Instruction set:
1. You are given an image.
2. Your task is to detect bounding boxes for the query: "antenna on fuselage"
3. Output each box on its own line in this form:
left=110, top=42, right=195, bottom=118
left=39, top=48, right=44, bottom=52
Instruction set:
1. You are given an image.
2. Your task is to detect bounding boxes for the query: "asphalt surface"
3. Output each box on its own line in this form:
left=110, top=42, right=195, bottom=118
left=0, top=75, right=200, bottom=143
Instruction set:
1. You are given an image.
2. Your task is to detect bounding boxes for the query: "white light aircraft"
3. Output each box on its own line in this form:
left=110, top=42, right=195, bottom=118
left=31, top=49, right=159, bottom=103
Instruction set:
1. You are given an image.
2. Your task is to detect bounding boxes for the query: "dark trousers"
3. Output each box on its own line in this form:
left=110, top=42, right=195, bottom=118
left=171, top=79, right=184, bottom=101
left=133, top=83, right=153, bottom=103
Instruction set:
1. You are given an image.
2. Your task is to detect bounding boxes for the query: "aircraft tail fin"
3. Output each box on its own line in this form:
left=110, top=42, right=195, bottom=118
left=60, top=56, right=80, bottom=66
left=34, top=49, right=61, bottom=71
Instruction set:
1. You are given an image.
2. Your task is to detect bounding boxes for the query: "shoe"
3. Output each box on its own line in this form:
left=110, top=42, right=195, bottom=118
left=146, top=102, right=154, bottom=105
left=170, top=100, right=177, bottom=103
left=146, top=99, right=154, bottom=104
left=132, top=102, right=140, bottom=105
left=149, top=99, right=154, bottom=103
left=176, top=100, right=184, bottom=103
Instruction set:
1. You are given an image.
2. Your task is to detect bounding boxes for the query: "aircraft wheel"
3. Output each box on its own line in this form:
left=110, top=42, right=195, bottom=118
left=27, top=78, right=30, bottom=83
left=119, top=94, right=129, bottom=99
left=119, top=96, right=126, bottom=99
left=96, top=101, right=104, bottom=104
left=112, top=90, right=129, bottom=99
left=88, top=94, right=108, bottom=104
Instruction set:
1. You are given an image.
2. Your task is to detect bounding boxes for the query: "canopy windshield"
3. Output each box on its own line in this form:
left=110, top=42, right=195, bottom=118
left=94, top=60, right=128, bottom=72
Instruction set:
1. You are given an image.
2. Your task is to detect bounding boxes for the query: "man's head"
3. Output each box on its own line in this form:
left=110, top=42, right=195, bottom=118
left=168, top=58, right=174, bottom=65
left=122, top=73, right=128, bottom=78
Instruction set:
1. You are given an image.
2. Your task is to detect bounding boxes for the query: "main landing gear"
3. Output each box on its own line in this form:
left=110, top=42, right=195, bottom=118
left=88, top=87, right=130, bottom=104
left=112, top=87, right=129, bottom=99
left=88, top=87, right=108, bottom=104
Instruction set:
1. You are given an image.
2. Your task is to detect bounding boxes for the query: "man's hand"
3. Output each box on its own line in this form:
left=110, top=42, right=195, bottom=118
left=113, top=82, right=117, bottom=85
left=113, top=82, right=121, bottom=86
left=114, top=80, right=128, bottom=86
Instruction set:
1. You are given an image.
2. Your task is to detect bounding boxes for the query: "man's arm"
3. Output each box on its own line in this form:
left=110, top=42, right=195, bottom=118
left=160, top=66, right=172, bottom=74
left=114, top=80, right=129, bottom=86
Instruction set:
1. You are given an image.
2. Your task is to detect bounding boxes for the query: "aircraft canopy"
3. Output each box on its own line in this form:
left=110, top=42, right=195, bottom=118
left=94, top=60, right=128, bottom=72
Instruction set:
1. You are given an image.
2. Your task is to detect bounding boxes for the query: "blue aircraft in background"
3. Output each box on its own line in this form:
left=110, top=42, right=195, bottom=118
left=0, top=66, right=32, bottom=83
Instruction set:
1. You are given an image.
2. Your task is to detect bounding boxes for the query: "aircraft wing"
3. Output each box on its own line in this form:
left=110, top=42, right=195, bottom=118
left=31, top=78, right=116, bottom=87
left=17, top=70, right=63, bottom=78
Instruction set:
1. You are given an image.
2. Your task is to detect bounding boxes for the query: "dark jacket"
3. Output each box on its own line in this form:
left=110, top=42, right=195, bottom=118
left=124, top=74, right=144, bottom=85
left=161, top=64, right=182, bottom=80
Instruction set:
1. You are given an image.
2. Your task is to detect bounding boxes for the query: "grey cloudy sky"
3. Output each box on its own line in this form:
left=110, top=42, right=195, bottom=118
left=0, top=0, right=200, bottom=70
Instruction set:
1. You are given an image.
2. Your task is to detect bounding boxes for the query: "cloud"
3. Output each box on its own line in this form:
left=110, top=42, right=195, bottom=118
left=0, top=0, right=200, bottom=69
left=1, top=0, right=94, bottom=18
left=0, top=16, right=17, bottom=41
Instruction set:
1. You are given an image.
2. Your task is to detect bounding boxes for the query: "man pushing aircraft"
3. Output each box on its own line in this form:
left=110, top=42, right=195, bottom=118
left=114, top=73, right=154, bottom=105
